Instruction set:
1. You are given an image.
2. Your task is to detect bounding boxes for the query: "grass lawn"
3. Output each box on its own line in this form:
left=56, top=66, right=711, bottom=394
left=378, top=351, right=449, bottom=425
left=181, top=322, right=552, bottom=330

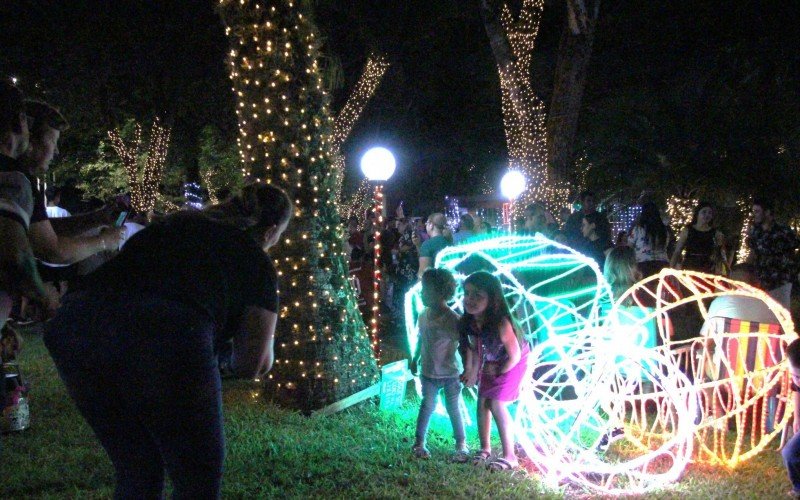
left=1, top=326, right=793, bottom=499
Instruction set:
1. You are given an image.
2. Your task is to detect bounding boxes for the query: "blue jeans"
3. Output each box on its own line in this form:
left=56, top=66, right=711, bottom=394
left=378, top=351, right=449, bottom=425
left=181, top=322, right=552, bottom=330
left=415, top=375, right=465, bottom=447
left=784, top=430, right=800, bottom=493
left=44, top=291, right=224, bottom=500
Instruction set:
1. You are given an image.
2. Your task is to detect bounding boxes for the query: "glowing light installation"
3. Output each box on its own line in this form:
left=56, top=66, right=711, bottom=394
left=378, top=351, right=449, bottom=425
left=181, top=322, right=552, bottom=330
left=404, top=234, right=612, bottom=432
left=491, top=1, right=570, bottom=214
left=219, top=0, right=379, bottom=411
left=617, top=269, right=794, bottom=466
left=666, top=195, right=697, bottom=236
left=108, top=118, right=171, bottom=214
left=403, top=235, right=795, bottom=492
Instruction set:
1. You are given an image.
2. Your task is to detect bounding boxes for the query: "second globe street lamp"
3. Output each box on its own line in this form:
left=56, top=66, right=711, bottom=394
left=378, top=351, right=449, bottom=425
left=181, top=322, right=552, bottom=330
left=500, top=170, right=526, bottom=233
left=360, top=147, right=396, bottom=358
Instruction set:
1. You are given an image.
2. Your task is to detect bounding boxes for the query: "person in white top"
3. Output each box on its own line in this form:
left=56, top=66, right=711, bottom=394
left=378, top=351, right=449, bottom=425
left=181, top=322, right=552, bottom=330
left=410, top=268, right=468, bottom=462
left=628, top=202, right=671, bottom=278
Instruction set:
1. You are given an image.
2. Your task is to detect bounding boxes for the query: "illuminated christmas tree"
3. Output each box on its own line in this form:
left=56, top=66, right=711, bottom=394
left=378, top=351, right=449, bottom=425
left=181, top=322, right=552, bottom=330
left=219, top=0, right=379, bottom=412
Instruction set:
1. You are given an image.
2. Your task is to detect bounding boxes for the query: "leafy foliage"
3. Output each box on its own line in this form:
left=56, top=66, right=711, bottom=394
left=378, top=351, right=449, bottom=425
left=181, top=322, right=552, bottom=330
left=197, top=125, right=243, bottom=203
left=76, top=140, right=128, bottom=203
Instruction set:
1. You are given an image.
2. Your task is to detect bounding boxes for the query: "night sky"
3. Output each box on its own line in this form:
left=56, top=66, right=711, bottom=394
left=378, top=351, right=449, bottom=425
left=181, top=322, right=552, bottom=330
left=1, top=1, right=798, bottom=214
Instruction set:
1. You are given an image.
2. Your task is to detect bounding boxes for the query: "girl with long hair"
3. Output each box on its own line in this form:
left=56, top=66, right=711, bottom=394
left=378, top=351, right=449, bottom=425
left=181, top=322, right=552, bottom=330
left=670, top=201, right=728, bottom=274
left=604, top=246, right=643, bottom=305
left=629, top=202, right=671, bottom=277
left=460, top=271, right=530, bottom=471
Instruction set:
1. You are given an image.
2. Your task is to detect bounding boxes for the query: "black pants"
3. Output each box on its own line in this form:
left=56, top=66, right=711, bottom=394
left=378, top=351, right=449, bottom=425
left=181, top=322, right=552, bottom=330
left=45, top=291, right=224, bottom=500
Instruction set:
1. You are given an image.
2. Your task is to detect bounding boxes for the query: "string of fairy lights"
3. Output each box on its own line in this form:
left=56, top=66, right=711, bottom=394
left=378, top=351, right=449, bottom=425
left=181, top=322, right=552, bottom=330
left=496, top=0, right=570, bottom=215
left=331, top=55, right=390, bottom=213
left=108, top=118, right=171, bottom=214
left=665, top=195, right=697, bottom=236
left=370, top=184, right=385, bottom=358
left=736, top=197, right=753, bottom=263
left=201, top=168, right=220, bottom=205
left=342, top=178, right=373, bottom=228
left=218, top=0, right=378, bottom=406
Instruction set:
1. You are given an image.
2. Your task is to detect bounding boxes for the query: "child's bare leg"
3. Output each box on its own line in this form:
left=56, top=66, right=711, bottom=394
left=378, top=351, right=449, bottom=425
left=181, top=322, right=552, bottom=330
left=477, top=396, right=492, bottom=453
left=490, top=399, right=517, bottom=463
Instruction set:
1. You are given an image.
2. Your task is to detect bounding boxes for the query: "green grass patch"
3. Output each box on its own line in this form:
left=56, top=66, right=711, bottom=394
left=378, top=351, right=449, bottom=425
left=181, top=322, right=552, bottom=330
left=0, top=327, right=792, bottom=499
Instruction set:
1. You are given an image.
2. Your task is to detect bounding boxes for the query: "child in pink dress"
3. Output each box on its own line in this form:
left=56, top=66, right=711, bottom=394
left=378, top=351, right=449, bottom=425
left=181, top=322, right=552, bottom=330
left=460, top=271, right=530, bottom=471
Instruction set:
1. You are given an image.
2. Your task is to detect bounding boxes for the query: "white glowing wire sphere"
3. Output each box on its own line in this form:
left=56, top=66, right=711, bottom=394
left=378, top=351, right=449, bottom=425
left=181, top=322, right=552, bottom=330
left=500, top=170, right=526, bottom=200
left=360, top=147, right=396, bottom=181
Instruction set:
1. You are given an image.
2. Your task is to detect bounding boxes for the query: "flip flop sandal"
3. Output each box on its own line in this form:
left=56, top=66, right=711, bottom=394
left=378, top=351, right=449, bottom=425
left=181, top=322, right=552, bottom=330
left=487, top=458, right=519, bottom=472
left=472, top=450, right=491, bottom=466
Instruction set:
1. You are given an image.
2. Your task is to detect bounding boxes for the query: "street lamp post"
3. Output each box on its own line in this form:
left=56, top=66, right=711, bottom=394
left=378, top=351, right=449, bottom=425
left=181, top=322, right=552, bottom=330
left=360, top=147, right=396, bottom=359
left=500, top=170, right=526, bottom=233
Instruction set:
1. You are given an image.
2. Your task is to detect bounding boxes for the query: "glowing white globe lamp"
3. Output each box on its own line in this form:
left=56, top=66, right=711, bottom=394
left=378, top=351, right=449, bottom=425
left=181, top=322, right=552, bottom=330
left=500, top=170, right=526, bottom=232
left=500, top=170, right=526, bottom=200
left=360, top=146, right=396, bottom=358
left=360, top=147, right=396, bottom=182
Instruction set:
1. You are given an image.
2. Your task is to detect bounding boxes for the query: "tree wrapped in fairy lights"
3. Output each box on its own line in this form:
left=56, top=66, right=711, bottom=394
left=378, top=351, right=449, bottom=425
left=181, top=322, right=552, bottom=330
left=480, top=0, right=570, bottom=213
left=218, top=0, right=379, bottom=412
left=108, top=118, right=171, bottom=214
left=331, top=55, right=389, bottom=214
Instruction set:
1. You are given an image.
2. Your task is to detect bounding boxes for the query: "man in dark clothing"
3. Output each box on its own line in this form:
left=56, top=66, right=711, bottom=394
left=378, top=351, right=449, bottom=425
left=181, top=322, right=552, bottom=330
left=747, top=198, right=800, bottom=310
left=21, top=100, right=121, bottom=267
left=563, top=190, right=608, bottom=248
left=0, top=80, right=57, bottom=329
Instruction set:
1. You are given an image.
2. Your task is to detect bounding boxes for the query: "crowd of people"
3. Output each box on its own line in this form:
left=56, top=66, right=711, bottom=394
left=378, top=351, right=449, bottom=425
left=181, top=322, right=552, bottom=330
left=347, top=188, right=799, bottom=321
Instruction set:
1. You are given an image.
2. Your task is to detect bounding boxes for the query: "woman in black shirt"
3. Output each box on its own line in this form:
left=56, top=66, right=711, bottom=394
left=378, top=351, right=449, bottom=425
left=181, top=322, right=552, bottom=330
left=44, top=183, right=292, bottom=499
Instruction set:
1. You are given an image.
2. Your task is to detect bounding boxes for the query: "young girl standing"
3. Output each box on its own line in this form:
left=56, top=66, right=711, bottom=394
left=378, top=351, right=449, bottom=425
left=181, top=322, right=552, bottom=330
left=411, top=268, right=469, bottom=461
left=460, top=271, right=530, bottom=471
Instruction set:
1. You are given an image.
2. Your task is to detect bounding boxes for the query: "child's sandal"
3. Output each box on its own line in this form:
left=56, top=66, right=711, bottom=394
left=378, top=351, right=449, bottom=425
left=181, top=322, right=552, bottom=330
left=472, top=450, right=491, bottom=466
left=487, top=458, right=519, bottom=472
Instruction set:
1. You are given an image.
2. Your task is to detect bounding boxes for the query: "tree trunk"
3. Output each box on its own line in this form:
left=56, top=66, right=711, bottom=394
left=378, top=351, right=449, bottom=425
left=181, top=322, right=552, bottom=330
left=479, top=0, right=570, bottom=212
left=547, top=0, right=600, bottom=183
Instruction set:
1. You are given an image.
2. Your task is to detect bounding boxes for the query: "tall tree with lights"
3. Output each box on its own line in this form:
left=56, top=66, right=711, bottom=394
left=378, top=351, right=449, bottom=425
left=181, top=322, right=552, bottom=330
left=331, top=54, right=390, bottom=213
left=547, top=0, right=601, bottom=182
left=218, top=0, right=379, bottom=412
left=108, top=118, right=171, bottom=214
left=480, top=0, right=569, bottom=213
left=480, top=0, right=568, bottom=210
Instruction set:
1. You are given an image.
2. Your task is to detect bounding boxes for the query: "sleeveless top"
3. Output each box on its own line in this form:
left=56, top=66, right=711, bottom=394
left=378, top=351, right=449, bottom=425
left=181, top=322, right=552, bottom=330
left=683, top=226, right=716, bottom=273
left=462, top=318, right=521, bottom=364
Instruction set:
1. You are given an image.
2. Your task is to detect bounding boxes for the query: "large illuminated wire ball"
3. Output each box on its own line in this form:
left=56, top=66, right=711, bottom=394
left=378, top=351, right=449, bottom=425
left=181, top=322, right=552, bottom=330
left=500, top=170, right=526, bottom=200
left=517, top=334, right=697, bottom=494
left=360, top=147, right=396, bottom=181
left=617, top=269, right=795, bottom=466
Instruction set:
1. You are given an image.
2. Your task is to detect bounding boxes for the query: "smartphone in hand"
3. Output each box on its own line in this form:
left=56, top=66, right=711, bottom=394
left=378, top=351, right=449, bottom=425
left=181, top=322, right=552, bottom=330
left=114, top=211, right=129, bottom=228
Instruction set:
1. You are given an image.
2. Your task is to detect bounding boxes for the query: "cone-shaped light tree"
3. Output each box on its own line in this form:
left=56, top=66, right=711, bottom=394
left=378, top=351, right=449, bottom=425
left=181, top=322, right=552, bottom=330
left=218, top=0, right=379, bottom=412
